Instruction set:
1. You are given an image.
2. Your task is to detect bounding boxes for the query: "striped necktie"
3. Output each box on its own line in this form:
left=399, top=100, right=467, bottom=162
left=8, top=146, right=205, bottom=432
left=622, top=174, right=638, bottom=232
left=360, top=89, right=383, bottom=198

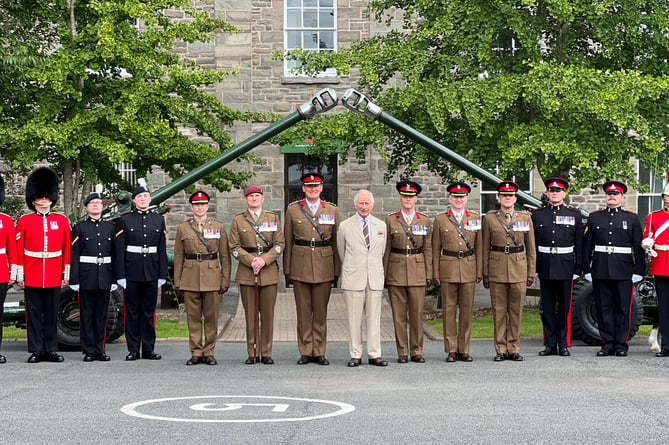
left=362, top=219, right=370, bottom=249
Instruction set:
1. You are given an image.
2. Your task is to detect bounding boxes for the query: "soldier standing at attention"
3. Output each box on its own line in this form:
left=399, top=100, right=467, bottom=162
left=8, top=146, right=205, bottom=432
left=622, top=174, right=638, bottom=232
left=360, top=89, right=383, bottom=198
left=173, top=190, right=230, bottom=366
left=16, top=167, right=71, bottom=363
left=432, top=182, right=482, bottom=363
left=482, top=180, right=536, bottom=362
left=384, top=180, right=432, bottom=364
left=0, top=174, right=18, bottom=364
left=583, top=180, right=644, bottom=357
left=229, top=185, right=285, bottom=365
left=115, top=185, right=168, bottom=361
left=284, top=172, right=340, bottom=366
left=70, top=192, right=116, bottom=362
left=531, top=177, right=583, bottom=357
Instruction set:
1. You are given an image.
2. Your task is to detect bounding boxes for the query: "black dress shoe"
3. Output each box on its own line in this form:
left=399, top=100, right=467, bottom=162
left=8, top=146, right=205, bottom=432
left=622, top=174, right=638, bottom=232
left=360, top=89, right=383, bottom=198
left=315, top=356, right=329, bottom=366
left=204, top=356, right=217, bottom=365
left=559, top=348, right=570, bottom=357
left=297, top=355, right=311, bottom=365
left=615, top=350, right=628, bottom=357
left=45, top=352, right=64, bottom=362
left=83, top=354, right=95, bottom=362
left=260, top=356, right=274, bottom=365
left=538, top=346, right=557, bottom=356
left=245, top=357, right=257, bottom=365
left=142, top=351, right=161, bottom=360
left=95, top=353, right=111, bottom=361
left=493, top=353, right=506, bottom=362
left=28, top=353, right=41, bottom=363
left=186, top=356, right=202, bottom=365
left=445, top=352, right=457, bottom=363
left=411, top=355, right=425, bottom=363
left=397, top=355, right=408, bottom=364
left=655, top=350, right=669, bottom=357
left=596, top=349, right=611, bottom=357
left=507, top=353, right=523, bottom=361
left=368, top=357, right=388, bottom=367
left=125, top=351, right=140, bottom=361
left=458, top=353, right=473, bottom=362
left=0, top=354, right=6, bottom=364
left=347, top=358, right=361, bottom=367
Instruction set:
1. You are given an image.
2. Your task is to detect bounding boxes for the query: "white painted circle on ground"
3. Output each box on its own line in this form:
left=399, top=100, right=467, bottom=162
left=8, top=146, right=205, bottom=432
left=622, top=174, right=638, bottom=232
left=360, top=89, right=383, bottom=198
left=121, top=395, right=355, bottom=423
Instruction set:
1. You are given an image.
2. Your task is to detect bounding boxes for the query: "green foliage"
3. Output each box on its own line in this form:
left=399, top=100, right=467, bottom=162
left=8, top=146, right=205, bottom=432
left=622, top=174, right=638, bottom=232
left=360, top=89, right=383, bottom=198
left=279, top=0, right=669, bottom=190
left=0, top=0, right=267, bottom=214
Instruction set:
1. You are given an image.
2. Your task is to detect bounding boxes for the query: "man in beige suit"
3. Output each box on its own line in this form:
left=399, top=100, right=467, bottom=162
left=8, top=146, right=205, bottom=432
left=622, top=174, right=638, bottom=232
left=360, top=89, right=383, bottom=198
left=384, top=180, right=432, bottom=363
left=337, top=190, right=388, bottom=367
left=229, top=185, right=285, bottom=365
left=432, top=182, right=482, bottom=362
left=482, top=181, right=536, bottom=362
left=173, top=190, right=231, bottom=366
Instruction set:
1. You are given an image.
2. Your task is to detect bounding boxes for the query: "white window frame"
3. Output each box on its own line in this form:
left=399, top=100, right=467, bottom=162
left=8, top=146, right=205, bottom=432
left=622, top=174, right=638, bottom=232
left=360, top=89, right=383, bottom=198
left=284, top=0, right=337, bottom=77
left=637, top=160, right=665, bottom=221
left=115, top=162, right=137, bottom=186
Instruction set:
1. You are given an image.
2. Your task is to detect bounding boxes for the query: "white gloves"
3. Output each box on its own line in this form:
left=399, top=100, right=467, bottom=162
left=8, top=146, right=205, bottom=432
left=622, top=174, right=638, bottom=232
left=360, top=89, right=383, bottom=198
left=117, top=279, right=127, bottom=289
left=70, top=284, right=80, bottom=292
left=158, top=279, right=166, bottom=288
left=584, top=273, right=592, bottom=282
left=642, top=237, right=655, bottom=249
left=111, top=284, right=118, bottom=292
left=573, top=275, right=580, bottom=280
left=632, top=274, right=643, bottom=283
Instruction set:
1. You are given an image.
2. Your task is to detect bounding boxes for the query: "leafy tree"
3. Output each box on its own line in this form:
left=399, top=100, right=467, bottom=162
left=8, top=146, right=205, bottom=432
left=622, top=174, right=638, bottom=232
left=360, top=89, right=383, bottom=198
left=1, top=0, right=266, bottom=215
left=277, top=0, right=669, bottom=191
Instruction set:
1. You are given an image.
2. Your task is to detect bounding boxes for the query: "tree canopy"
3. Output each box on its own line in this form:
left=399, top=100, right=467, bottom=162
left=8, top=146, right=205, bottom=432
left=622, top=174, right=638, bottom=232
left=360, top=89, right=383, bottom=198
left=277, top=0, right=669, bottom=192
left=1, top=0, right=265, bottom=215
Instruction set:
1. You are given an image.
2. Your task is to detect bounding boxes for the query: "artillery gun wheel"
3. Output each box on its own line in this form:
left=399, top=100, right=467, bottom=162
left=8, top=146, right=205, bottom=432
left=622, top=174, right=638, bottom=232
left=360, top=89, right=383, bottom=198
left=105, top=289, right=125, bottom=343
left=571, top=279, right=644, bottom=346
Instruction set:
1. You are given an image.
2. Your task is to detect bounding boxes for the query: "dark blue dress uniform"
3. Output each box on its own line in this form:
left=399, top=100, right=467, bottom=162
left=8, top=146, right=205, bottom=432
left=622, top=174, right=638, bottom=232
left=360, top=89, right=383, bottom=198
left=532, top=203, right=583, bottom=350
left=115, top=209, right=168, bottom=358
left=70, top=216, right=116, bottom=358
left=583, top=204, right=644, bottom=354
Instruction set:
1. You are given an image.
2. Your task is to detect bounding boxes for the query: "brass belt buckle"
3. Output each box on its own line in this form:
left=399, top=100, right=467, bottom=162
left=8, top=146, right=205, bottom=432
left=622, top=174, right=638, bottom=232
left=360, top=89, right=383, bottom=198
left=42, top=252, right=49, bottom=259
left=550, top=247, right=557, bottom=254
left=96, top=257, right=104, bottom=265
left=607, top=246, right=614, bottom=254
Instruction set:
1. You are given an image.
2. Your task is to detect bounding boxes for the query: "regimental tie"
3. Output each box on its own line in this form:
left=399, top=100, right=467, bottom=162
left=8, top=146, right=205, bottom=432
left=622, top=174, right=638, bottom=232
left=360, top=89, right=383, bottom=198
left=363, top=219, right=370, bottom=249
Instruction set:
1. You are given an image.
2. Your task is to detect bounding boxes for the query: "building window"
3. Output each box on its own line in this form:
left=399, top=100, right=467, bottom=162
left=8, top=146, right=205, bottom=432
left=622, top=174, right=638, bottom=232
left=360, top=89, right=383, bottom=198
left=115, top=162, right=137, bottom=186
left=479, top=170, right=533, bottom=214
left=637, top=162, right=665, bottom=222
left=284, top=0, right=336, bottom=77
left=283, top=148, right=337, bottom=209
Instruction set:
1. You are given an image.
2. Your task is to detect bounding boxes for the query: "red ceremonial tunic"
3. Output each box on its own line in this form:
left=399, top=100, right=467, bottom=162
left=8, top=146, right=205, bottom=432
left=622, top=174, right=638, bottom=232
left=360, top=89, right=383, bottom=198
left=644, top=208, right=669, bottom=276
left=0, top=213, right=18, bottom=283
left=16, top=212, right=71, bottom=288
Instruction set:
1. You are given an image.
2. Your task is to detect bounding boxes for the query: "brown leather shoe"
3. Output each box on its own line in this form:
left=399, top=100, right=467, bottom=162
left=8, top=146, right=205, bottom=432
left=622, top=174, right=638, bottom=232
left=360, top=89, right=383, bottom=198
left=315, top=356, right=329, bottom=365
left=458, top=353, right=473, bottom=362
left=297, top=355, right=311, bottom=365
left=507, top=352, right=524, bottom=361
left=410, top=355, right=425, bottom=363
left=493, top=353, right=506, bottom=362
left=445, top=352, right=457, bottom=363
left=204, top=356, right=217, bottom=365
left=368, top=357, right=388, bottom=367
left=397, top=355, right=409, bottom=364
left=186, top=356, right=201, bottom=366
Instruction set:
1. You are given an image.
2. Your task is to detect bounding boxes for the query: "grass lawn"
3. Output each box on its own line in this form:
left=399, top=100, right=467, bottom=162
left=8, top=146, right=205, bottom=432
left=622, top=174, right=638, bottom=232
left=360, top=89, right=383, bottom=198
left=2, top=319, right=189, bottom=340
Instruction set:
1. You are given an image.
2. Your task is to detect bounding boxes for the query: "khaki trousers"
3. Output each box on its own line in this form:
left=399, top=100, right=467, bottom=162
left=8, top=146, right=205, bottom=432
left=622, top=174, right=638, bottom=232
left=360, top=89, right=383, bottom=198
left=388, top=285, right=424, bottom=357
left=441, top=281, right=475, bottom=354
left=345, top=284, right=383, bottom=359
left=240, top=284, right=278, bottom=358
left=184, top=290, right=221, bottom=357
left=293, top=281, right=332, bottom=357
left=489, top=281, right=526, bottom=354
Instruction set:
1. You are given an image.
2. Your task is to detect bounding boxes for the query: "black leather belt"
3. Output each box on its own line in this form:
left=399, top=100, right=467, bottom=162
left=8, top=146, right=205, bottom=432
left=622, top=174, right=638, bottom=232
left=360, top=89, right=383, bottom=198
left=243, top=246, right=272, bottom=254
left=185, top=252, right=218, bottom=261
left=294, top=239, right=331, bottom=248
left=441, top=249, right=474, bottom=258
left=391, top=247, right=424, bottom=255
left=491, top=245, right=524, bottom=254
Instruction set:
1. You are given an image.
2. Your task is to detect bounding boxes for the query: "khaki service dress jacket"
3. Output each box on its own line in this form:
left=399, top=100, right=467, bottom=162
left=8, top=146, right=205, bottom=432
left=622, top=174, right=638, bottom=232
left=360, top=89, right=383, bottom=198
left=383, top=211, right=433, bottom=286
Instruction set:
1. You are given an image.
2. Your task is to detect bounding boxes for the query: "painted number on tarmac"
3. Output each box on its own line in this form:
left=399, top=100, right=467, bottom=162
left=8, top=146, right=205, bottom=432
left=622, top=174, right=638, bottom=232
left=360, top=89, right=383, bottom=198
left=121, top=395, right=355, bottom=423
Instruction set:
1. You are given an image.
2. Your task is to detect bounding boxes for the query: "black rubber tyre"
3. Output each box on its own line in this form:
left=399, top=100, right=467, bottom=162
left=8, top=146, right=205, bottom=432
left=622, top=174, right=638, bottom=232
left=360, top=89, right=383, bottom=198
left=571, top=279, right=644, bottom=346
left=57, top=287, right=81, bottom=350
left=105, top=288, right=125, bottom=343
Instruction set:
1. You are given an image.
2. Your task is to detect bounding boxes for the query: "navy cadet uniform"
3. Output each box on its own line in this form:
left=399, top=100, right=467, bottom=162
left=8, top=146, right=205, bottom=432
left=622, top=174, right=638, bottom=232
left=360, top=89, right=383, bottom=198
left=115, top=187, right=168, bottom=360
left=583, top=180, right=644, bottom=356
left=70, top=192, right=116, bottom=361
left=531, top=178, right=583, bottom=356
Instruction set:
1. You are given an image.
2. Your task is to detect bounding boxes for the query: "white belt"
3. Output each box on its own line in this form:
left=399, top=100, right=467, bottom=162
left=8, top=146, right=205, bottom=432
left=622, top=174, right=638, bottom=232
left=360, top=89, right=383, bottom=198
left=0, top=248, right=5, bottom=255
left=594, top=245, right=632, bottom=254
left=126, top=246, right=157, bottom=254
left=538, top=246, right=574, bottom=254
left=79, top=256, right=112, bottom=264
left=25, top=249, right=62, bottom=259
left=655, top=245, right=669, bottom=251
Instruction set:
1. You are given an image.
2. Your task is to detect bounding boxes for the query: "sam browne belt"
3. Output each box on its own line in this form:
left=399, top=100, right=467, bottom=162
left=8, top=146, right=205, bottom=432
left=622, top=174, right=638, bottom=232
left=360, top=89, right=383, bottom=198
left=491, top=245, right=525, bottom=254
left=294, top=239, right=331, bottom=248
left=441, top=249, right=474, bottom=258
left=391, top=247, right=424, bottom=255
left=185, top=252, right=218, bottom=261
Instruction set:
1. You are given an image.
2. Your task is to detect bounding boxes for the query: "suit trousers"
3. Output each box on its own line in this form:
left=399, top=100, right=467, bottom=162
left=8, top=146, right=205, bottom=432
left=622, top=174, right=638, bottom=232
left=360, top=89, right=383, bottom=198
left=655, top=276, right=669, bottom=352
left=489, top=281, right=526, bottom=354
left=240, top=284, right=277, bottom=358
left=539, top=278, right=573, bottom=348
left=79, top=289, right=110, bottom=355
left=124, top=280, right=158, bottom=354
left=184, top=290, right=221, bottom=357
left=293, top=280, right=332, bottom=357
left=345, top=284, right=383, bottom=359
left=24, top=286, right=60, bottom=353
left=387, top=285, right=425, bottom=357
left=0, top=282, right=6, bottom=348
left=441, top=282, right=475, bottom=354
left=592, top=278, right=633, bottom=352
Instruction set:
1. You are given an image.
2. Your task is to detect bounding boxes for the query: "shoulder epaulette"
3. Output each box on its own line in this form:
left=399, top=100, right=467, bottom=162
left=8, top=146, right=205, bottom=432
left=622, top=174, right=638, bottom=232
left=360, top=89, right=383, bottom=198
left=417, top=211, right=429, bottom=218
left=323, top=200, right=337, bottom=207
left=234, top=211, right=246, bottom=217
left=622, top=209, right=638, bottom=216
left=565, top=206, right=581, bottom=212
left=288, top=200, right=301, bottom=207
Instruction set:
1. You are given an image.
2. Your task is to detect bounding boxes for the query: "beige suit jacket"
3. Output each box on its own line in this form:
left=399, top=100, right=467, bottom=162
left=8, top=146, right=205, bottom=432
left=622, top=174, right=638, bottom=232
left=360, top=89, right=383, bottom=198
left=337, top=214, right=386, bottom=291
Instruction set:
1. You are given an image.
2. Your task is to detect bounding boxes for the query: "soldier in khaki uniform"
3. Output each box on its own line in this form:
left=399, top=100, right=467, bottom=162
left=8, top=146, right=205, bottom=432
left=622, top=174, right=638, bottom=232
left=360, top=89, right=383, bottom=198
left=432, top=182, right=482, bottom=362
left=383, top=180, right=433, bottom=364
left=482, top=181, right=536, bottom=362
left=284, top=173, right=341, bottom=366
left=173, top=190, right=231, bottom=366
left=229, top=185, right=285, bottom=365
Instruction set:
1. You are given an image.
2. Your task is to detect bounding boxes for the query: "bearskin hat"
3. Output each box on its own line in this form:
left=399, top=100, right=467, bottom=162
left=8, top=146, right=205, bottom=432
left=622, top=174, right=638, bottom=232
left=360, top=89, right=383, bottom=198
left=25, top=167, right=60, bottom=211
left=0, top=174, right=5, bottom=206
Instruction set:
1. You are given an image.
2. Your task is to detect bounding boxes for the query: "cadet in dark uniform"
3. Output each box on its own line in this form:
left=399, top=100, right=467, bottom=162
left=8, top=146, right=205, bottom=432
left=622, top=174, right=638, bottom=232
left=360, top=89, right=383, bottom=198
left=583, top=180, right=644, bottom=357
left=70, top=192, right=116, bottom=362
left=115, top=186, right=168, bottom=361
left=284, top=173, right=340, bottom=366
left=532, top=178, right=583, bottom=357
